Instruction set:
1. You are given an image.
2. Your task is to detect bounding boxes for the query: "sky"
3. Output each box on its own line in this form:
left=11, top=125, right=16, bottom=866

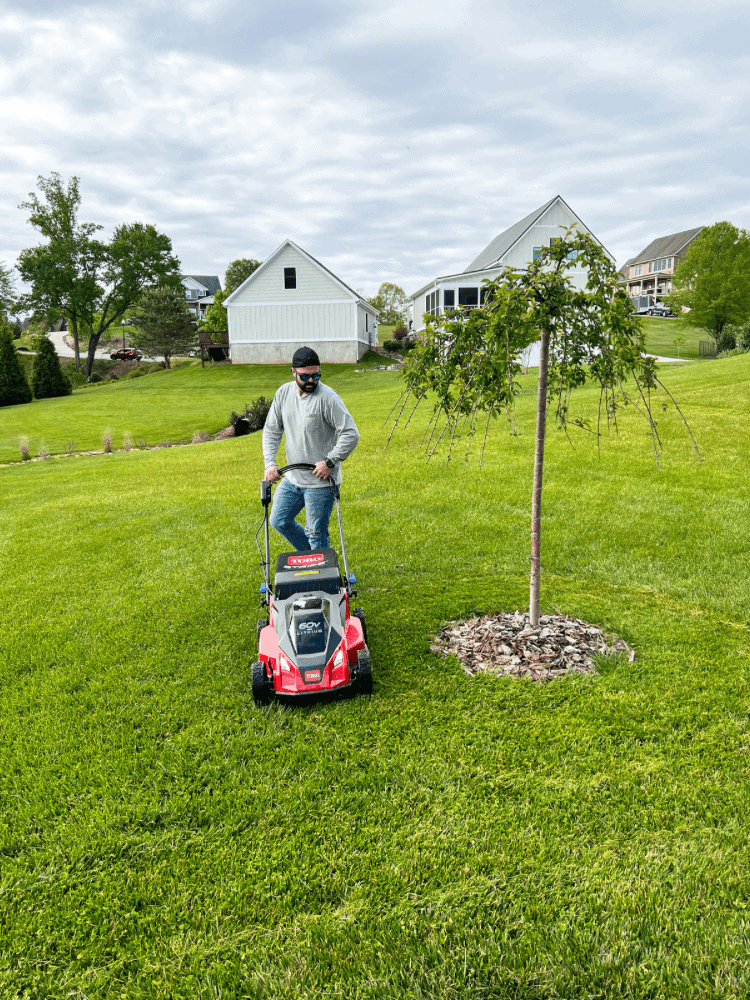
left=1, top=0, right=748, bottom=297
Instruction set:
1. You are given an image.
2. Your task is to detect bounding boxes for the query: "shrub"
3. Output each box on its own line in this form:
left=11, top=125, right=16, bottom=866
left=192, top=431, right=209, bottom=444
left=65, top=441, right=76, bottom=455
left=125, top=367, right=146, bottom=380
left=393, top=325, right=408, bottom=341
left=87, top=371, right=102, bottom=383
left=715, top=329, right=737, bottom=353
left=31, top=336, right=72, bottom=400
left=123, top=433, right=132, bottom=452
left=102, top=432, right=112, bottom=454
left=230, top=396, right=272, bottom=434
left=402, top=340, right=416, bottom=352
left=383, top=340, right=402, bottom=352
left=0, top=332, right=33, bottom=407
left=147, top=362, right=165, bottom=373
left=19, top=437, right=30, bottom=461
left=38, top=443, right=49, bottom=460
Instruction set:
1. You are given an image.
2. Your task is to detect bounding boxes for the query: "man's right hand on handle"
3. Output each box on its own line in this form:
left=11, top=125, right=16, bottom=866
left=264, top=465, right=281, bottom=483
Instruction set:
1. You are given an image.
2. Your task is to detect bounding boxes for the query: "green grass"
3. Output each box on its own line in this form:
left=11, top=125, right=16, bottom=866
left=640, top=317, right=707, bottom=360
left=3, top=355, right=750, bottom=996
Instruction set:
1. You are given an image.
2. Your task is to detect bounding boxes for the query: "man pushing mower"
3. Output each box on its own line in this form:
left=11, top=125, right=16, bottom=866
left=262, top=346, right=360, bottom=551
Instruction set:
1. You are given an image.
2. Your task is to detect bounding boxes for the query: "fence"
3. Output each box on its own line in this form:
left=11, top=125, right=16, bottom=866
left=699, top=340, right=717, bottom=358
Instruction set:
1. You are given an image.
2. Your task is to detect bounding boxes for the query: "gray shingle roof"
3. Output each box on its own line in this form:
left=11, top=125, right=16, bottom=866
left=463, top=197, right=558, bottom=272
left=182, top=274, right=222, bottom=296
left=630, top=228, right=704, bottom=266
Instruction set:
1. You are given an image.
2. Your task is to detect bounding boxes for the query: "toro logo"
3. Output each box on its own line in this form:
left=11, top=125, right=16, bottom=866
left=288, top=553, right=325, bottom=567
left=305, top=670, right=322, bottom=683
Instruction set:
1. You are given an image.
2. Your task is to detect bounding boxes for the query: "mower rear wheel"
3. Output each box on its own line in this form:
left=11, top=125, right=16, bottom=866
left=353, top=607, right=368, bottom=644
left=252, top=660, right=271, bottom=706
left=256, top=618, right=269, bottom=646
left=356, top=648, right=372, bottom=695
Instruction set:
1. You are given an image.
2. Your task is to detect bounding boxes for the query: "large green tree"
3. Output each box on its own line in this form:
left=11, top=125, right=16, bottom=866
left=667, top=221, right=750, bottom=338
left=0, top=332, right=32, bottom=407
left=0, top=262, right=16, bottom=320
left=31, top=335, right=72, bottom=400
left=18, top=174, right=181, bottom=377
left=389, top=231, right=699, bottom=626
left=224, top=258, right=261, bottom=293
left=198, top=258, right=262, bottom=336
left=130, top=285, right=197, bottom=368
left=370, top=282, right=407, bottom=325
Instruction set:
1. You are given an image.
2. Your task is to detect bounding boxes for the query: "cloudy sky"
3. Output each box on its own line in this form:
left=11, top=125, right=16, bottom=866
left=1, top=0, right=748, bottom=296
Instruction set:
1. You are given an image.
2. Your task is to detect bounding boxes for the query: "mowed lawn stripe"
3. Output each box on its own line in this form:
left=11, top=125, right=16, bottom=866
left=1, top=356, right=750, bottom=997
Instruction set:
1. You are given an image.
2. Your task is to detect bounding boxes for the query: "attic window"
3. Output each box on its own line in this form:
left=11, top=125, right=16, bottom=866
left=284, top=267, right=297, bottom=289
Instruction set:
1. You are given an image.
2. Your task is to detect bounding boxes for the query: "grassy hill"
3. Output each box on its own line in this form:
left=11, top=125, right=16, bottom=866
left=3, top=356, right=750, bottom=997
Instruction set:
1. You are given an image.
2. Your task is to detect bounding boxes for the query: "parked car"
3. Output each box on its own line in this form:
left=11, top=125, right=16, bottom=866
left=648, top=304, right=673, bottom=318
left=110, top=348, right=143, bottom=360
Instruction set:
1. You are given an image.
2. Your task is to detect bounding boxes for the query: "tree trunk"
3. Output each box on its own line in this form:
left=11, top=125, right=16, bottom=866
left=529, top=328, right=550, bottom=627
left=85, top=332, right=101, bottom=377
left=70, top=316, right=81, bottom=373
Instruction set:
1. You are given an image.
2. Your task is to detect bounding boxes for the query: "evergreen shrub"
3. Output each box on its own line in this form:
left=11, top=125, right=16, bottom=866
left=0, top=332, right=33, bottom=407
left=125, top=367, right=146, bottom=380
left=230, top=396, right=271, bottom=433
left=31, top=336, right=72, bottom=400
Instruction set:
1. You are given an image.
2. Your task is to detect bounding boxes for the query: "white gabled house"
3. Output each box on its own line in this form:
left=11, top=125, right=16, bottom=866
left=408, top=196, right=615, bottom=337
left=224, top=240, right=379, bottom=364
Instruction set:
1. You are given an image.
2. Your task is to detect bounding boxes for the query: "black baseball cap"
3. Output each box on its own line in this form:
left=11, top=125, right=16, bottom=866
left=292, top=346, right=320, bottom=367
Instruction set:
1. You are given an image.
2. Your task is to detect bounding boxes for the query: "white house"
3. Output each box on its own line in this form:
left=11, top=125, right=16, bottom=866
left=408, top=196, right=615, bottom=350
left=224, top=240, right=379, bottom=364
left=181, top=274, right=222, bottom=321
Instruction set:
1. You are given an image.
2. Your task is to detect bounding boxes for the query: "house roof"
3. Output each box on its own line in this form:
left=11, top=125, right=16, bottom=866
left=463, top=197, right=559, bottom=272
left=182, top=274, right=222, bottom=295
left=629, top=228, right=704, bottom=266
left=223, top=239, right=379, bottom=314
left=618, top=258, right=635, bottom=278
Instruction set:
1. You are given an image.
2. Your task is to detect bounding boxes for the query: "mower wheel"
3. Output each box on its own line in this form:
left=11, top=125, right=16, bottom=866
left=356, top=648, right=372, bottom=695
left=353, top=607, right=368, bottom=644
left=252, top=660, right=271, bottom=706
left=256, top=618, right=269, bottom=646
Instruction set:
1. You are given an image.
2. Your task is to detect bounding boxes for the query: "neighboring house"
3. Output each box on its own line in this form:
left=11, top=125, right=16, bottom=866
left=408, top=195, right=614, bottom=334
left=224, top=240, right=379, bottom=364
left=618, top=227, right=704, bottom=306
left=181, top=274, right=222, bottom=321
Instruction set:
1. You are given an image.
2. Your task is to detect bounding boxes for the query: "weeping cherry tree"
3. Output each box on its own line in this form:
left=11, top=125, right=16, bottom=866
left=387, top=230, right=700, bottom=626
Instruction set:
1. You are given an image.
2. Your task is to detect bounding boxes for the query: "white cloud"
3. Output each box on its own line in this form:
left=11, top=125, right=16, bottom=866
left=0, top=0, right=748, bottom=297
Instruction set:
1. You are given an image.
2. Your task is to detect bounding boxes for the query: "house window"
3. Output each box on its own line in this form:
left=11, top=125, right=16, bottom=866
left=458, top=287, right=478, bottom=306
left=635, top=264, right=642, bottom=276
left=365, top=313, right=368, bottom=332
left=443, top=289, right=455, bottom=308
left=533, top=247, right=542, bottom=260
left=284, top=267, right=297, bottom=289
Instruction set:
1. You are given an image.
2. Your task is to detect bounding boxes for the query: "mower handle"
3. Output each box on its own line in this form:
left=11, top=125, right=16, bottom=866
left=277, top=463, right=316, bottom=474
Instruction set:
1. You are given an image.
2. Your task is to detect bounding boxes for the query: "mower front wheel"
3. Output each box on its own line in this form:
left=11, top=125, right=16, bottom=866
left=252, top=660, right=272, bottom=706
left=356, top=648, right=372, bottom=696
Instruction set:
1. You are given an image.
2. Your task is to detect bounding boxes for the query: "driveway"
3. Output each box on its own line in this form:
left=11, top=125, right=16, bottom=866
left=48, top=329, right=161, bottom=364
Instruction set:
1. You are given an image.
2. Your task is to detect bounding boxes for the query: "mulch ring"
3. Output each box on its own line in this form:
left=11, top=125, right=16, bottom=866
left=430, top=611, right=634, bottom=682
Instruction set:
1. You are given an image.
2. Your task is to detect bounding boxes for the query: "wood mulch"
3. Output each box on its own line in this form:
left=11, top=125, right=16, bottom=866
left=430, top=611, right=634, bottom=682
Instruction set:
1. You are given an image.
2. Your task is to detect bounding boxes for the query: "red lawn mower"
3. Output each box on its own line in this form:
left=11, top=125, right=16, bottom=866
left=252, top=464, right=371, bottom=705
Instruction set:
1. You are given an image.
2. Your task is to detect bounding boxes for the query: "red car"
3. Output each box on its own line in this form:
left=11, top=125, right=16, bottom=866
left=110, top=348, right=142, bottom=360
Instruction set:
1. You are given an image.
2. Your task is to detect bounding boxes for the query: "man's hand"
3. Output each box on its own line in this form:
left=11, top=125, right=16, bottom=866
left=312, top=460, right=331, bottom=479
left=264, top=464, right=281, bottom=482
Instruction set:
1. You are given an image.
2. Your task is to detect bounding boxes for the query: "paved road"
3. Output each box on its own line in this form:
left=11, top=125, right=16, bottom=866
left=47, top=329, right=160, bottom=364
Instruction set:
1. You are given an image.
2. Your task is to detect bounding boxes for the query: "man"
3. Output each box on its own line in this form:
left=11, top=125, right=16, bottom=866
left=263, top=346, right=360, bottom=551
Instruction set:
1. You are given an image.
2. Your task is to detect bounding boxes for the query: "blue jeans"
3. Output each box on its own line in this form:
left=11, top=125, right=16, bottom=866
left=270, top=478, right=335, bottom=551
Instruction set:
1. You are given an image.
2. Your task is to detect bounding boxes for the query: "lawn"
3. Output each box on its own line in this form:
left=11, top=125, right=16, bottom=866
left=0, top=353, right=387, bottom=464
left=640, top=317, right=707, bottom=360
left=3, top=354, right=750, bottom=997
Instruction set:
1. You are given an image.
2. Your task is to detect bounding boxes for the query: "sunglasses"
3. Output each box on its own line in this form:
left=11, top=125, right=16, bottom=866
left=295, top=372, right=322, bottom=382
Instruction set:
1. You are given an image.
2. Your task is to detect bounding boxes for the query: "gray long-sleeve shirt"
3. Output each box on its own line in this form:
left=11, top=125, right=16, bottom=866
left=262, top=381, right=360, bottom=488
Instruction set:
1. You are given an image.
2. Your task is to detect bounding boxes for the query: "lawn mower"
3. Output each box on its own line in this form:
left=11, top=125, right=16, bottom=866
left=252, top=463, right=371, bottom=705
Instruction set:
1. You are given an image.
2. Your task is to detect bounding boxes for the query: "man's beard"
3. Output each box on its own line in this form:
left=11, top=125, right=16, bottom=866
left=300, top=381, right=317, bottom=393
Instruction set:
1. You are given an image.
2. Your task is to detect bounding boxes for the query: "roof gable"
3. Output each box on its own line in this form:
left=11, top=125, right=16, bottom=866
left=182, top=274, right=222, bottom=295
left=224, top=239, right=377, bottom=313
left=463, top=197, right=558, bottom=272
left=630, top=227, right=704, bottom=266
